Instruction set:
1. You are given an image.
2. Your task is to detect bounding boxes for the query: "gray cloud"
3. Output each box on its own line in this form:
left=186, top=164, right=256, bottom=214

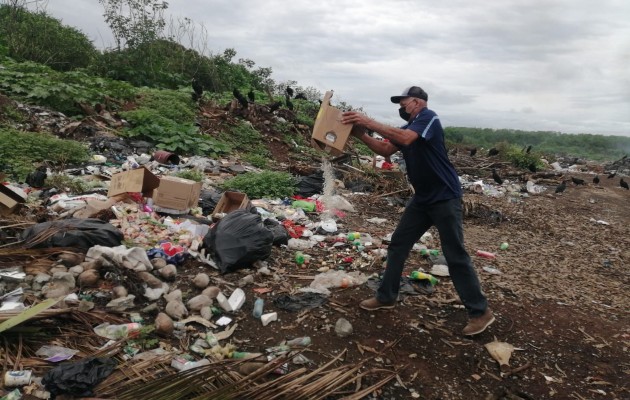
left=40, top=0, right=630, bottom=136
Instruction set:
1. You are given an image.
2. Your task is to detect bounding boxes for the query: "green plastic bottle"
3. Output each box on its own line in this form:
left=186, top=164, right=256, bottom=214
left=410, top=271, right=439, bottom=286
left=420, top=248, right=440, bottom=256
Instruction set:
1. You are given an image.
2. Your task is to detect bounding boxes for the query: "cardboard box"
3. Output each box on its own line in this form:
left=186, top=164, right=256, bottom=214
left=107, top=167, right=160, bottom=197
left=212, top=191, right=250, bottom=218
left=311, top=91, right=353, bottom=155
left=152, top=176, right=202, bottom=211
left=0, top=184, right=27, bottom=216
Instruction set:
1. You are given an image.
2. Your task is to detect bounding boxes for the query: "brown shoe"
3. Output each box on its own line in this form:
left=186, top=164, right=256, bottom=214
left=462, top=308, right=495, bottom=336
left=360, top=297, right=395, bottom=311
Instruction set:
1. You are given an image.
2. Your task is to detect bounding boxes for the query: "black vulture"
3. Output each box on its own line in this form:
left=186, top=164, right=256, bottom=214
left=285, top=95, right=294, bottom=111
left=192, top=78, right=203, bottom=95
left=470, top=147, right=477, bottom=157
left=571, top=177, right=585, bottom=185
left=526, top=145, right=532, bottom=154
left=555, top=180, right=567, bottom=193
left=607, top=171, right=617, bottom=179
left=247, top=89, right=255, bottom=103
left=232, top=88, right=249, bottom=108
left=488, top=148, right=499, bottom=156
left=621, top=178, right=629, bottom=190
left=593, top=175, right=600, bottom=184
left=285, top=86, right=294, bottom=98
left=294, top=93, right=307, bottom=100
left=268, top=101, right=282, bottom=112
left=491, top=168, right=503, bottom=185
left=528, top=163, right=537, bottom=173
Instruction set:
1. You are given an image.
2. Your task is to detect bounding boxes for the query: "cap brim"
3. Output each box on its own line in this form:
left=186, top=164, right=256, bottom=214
left=390, top=96, right=406, bottom=103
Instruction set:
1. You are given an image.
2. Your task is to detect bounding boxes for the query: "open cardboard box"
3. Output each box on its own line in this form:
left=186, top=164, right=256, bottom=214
left=311, top=91, right=353, bottom=156
left=152, top=176, right=202, bottom=211
left=212, top=191, right=250, bottom=219
left=107, top=167, right=160, bottom=198
left=0, top=184, right=27, bottom=216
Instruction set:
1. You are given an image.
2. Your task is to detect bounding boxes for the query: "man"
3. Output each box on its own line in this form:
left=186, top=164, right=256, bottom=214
left=341, top=86, right=494, bottom=335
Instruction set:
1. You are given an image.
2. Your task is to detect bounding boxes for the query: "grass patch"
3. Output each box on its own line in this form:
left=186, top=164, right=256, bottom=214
left=221, top=170, right=296, bottom=199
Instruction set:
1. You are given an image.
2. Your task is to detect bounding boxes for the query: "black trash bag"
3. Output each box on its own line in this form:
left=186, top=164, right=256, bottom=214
left=273, top=292, right=328, bottom=312
left=199, top=188, right=224, bottom=215
left=296, top=172, right=324, bottom=197
left=43, top=357, right=116, bottom=398
left=344, top=179, right=373, bottom=193
left=204, top=210, right=274, bottom=273
left=22, top=219, right=123, bottom=249
left=263, top=219, right=289, bottom=246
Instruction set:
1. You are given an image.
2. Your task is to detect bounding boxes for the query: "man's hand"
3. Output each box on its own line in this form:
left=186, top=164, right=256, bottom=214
left=341, top=111, right=372, bottom=128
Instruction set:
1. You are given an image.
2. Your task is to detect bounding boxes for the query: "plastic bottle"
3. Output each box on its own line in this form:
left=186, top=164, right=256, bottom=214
left=476, top=250, right=496, bottom=259
left=252, top=298, right=264, bottom=319
left=346, top=232, right=360, bottom=241
left=286, top=336, right=312, bottom=347
left=295, top=251, right=305, bottom=265
left=420, top=248, right=440, bottom=256
left=499, top=242, right=509, bottom=250
left=93, top=323, right=142, bottom=340
left=409, top=271, right=439, bottom=286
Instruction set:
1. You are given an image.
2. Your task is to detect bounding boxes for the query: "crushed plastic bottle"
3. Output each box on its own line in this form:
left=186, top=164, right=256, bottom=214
left=409, top=271, right=439, bottom=286
left=420, top=248, right=440, bottom=256
left=252, top=298, right=264, bottom=319
left=93, top=323, right=142, bottom=340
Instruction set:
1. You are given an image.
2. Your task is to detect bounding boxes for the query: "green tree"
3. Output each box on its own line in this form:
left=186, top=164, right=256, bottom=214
left=0, top=3, right=97, bottom=71
left=98, top=0, right=169, bottom=49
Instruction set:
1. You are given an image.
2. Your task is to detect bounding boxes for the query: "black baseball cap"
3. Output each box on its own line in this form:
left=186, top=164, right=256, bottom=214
left=390, top=86, right=428, bottom=103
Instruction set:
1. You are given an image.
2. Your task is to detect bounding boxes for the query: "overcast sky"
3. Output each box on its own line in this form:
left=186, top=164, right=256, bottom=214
left=41, top=0, right=630, bottom=136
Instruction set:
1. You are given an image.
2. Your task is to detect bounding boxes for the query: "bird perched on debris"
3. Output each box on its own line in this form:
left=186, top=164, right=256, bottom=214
left=294, top=92, right=307, bottom=100
left=492, top=168, right=503, bottom=185
left=555, top=180, right=567, bottom=193
left=528, top=163, right=537, bottom=173
left=268, top=101, right=282, bottom=112
left=571, top=177, right=585, bottom=185
left=470, top=147, right=477, bottom=157
left=607, top=171, right=617, bottom=179
left=488, top=148, right=499, bottom=156
left=247, top=89, right=255, bottom=103
left=621, top=178, right=629, bottom=190
left=526, top=145, right=532, bottom=154
left=285, top=86, right=294, bottom=98
left=191, top=78, right=203, bottom=102
left=285, top=95, right=294, bottom=111
left=232, top=88, right=249, bottom=108
left=593, top=175, right=600, bottom=184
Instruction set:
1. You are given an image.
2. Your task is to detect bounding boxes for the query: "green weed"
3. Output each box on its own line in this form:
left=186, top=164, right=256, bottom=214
left=221, top=170, right=296, bottom=199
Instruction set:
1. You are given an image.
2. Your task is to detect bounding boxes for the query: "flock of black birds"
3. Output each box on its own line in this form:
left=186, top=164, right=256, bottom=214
left=554, top=173, right=628, bottom=193
left=190, top=78, right=310, bottom=114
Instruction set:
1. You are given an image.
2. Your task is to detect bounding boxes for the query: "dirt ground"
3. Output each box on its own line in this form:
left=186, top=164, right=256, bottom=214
left=196, top=172, right=629, bottom=399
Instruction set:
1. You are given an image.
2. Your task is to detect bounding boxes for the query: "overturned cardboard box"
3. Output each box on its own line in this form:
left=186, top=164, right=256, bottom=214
left=0, top=184, right=27, bottom=216
left=212, top=191, right=250, bottom=220
left=153, top=176, right=202, bottom=211
left=107, top=167, right=160, bottom=197
left=311, top=91, right=353, bottom=156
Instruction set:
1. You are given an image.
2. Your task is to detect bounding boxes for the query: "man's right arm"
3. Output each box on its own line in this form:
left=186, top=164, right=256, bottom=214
left=353, top=130, right=399, bottom=157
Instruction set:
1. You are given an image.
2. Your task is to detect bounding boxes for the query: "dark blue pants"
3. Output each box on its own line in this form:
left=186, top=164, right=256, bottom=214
left=376, top=197, right=488, bottom=317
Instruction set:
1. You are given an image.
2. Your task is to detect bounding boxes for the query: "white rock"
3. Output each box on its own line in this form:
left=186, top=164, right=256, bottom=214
left=335, top=318, right=353, bottom=337
left=192, top=273, right=210, bottom=289
left=261, top=312, right=278, bottom=326
left=159, top=264, right=177, bottom=281
left=164, top=289, right=182, bottom=303
left=138, top=271, right=163, bottom=289
left=187, top=295, right=212, bottom=312
left=165, top=300, right=188, bottom=320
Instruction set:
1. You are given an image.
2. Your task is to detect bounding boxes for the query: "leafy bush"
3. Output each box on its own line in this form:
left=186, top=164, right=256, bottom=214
left=0, top=128, right=89, bottom=180
left=0, top=57, right=137, bottom=115
left=0, top=5, right=97, bottom=71
left=120, top=88, right=230, bottom=156
left=175, top=169, right=204, bottom=182
left=222, top=171, right=297, bottom=199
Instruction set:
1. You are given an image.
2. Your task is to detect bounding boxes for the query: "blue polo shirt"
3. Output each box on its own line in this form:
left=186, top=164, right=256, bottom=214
left=392, top=107, right=462, bottom=204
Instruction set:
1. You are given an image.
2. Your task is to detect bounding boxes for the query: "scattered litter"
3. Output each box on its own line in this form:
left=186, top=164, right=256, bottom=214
left=216, top=316, right=233, bottom=326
